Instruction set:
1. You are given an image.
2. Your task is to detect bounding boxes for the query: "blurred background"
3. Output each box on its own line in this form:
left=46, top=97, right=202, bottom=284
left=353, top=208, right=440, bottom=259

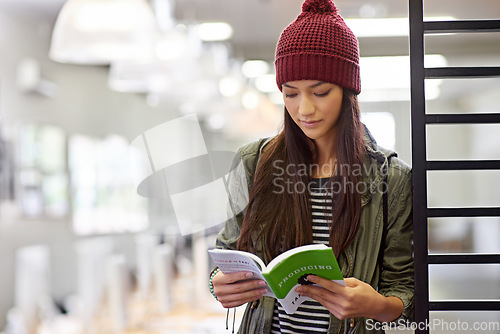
left=0, top=0, right=499, bottom=333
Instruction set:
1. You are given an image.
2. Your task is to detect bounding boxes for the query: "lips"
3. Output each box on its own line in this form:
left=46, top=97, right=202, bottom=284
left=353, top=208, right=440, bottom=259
left=300, top=120, right=321, bottom=128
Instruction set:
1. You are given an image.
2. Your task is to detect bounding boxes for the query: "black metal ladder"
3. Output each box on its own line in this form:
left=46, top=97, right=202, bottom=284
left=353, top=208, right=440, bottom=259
left=409, top=1, right=500, bottom=332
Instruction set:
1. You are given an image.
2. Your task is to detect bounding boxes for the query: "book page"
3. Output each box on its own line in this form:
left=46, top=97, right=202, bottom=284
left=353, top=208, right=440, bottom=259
left=208, top=249, right=275, bottom=297
left=209, top=250, right=263, bottom=275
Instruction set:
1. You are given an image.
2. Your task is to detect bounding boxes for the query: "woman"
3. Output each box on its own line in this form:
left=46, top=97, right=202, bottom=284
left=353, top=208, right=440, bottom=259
left=210, top=0, right=414, bottom=332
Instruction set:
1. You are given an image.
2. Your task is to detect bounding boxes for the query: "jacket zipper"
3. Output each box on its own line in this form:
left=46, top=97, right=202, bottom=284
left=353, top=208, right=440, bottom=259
left=250, top=300, right=259, bottom=310
left=345, top=251, right=355, bottom=334
left=347, top=318, right=356, bottom=334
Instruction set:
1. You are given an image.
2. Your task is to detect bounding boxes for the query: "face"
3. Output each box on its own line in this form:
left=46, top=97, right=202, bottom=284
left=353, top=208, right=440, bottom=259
left=282, top=80, right=343, bottom=144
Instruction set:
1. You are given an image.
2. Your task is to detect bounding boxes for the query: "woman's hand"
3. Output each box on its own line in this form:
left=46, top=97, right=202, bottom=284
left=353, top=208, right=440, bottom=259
left=212, top=271, right=268, bottom=308
left=296, top=276, right=403, bottom=322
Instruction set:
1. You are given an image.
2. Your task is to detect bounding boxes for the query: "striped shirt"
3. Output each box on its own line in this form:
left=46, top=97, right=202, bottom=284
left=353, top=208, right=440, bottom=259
left=271, top=178, right=332, bottom=333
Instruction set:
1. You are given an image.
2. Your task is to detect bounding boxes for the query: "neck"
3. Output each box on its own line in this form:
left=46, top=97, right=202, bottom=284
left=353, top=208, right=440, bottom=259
left=313, top=138, right=336, bottom=178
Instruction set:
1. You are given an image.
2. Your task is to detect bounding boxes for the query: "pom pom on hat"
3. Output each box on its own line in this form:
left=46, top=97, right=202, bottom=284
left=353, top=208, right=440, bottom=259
left=275, top=0, right=361, bottom=94
left=302, top=0, right=337, bottom=14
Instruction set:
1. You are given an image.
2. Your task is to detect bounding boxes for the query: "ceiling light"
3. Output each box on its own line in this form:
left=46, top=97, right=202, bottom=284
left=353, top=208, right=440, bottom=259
left=254, top=74, right=278, bottom=93
left=219, top=77, right=242, bottom=97
left=196, top=22, right=233, bottom=42
left=241, top=60, right=270, bottom=78
left=49, top=0, right=157, bottom=64
left=242, top=91, right=260, bottom=110
left=108, top=27, right=204, bottom=93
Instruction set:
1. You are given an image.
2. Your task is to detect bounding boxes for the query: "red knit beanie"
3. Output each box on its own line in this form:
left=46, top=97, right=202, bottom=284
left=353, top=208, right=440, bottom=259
left=275, top=0, right=361, bottom=94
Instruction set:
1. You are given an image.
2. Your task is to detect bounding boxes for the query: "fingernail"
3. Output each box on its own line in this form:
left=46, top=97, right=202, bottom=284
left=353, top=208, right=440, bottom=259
left=295, top=287, right=302, bottom=293
left=260, top=289, right=267, bottom=294
left=245, top=272, right=253, bottom=278
left=258, top=280, right=266, bottom=286
left=307, top=275, right=316, bottom=282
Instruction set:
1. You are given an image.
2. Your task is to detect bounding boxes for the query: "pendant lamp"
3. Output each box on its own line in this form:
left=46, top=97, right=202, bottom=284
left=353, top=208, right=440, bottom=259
left=49, top=0, right=157, bottom=65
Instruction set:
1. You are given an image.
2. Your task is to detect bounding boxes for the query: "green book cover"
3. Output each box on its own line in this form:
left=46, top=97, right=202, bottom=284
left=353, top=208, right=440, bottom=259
left=261, top=244, right=344, bottom=299
left=209, top=244, right=344, bottom=314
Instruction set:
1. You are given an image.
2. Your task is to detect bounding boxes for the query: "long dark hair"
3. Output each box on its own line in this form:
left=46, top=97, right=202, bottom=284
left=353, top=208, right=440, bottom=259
left=237, top=89, right=366, bottom=262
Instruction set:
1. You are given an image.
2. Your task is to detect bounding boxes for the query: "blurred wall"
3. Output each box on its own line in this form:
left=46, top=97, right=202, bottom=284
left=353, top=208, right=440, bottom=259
left=0, top=9, right=179, bottom=329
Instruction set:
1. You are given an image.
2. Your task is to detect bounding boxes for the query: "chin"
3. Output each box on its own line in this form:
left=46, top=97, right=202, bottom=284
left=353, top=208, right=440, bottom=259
left=301, top=130, right=321, bottom=141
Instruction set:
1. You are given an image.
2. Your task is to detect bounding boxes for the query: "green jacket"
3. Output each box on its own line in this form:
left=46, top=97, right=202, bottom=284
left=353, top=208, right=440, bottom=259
left=216, top=128, right=414, bottom=333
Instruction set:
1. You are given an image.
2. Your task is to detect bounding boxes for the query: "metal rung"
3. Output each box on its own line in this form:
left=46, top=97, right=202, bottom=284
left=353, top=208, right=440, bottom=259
left=425, top=67, right=500, bottom=78
left=430, top=300, right=500, bottom=311
left=428, top=207, right=500, bottom=217
left=424, top=20, right=500, bottom=33
left=427, top=160, right=500, bottom=170
left=426, top=113, right=500, bottom=124
left=429, top=254, right=500, bottom=264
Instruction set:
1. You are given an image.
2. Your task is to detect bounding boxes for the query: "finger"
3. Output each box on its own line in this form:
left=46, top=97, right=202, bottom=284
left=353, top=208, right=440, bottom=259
left=306, top=275, right=346, bottom=293
left=298, top=284, right=336, bottom=302
left=214, top=271, right=256, bottom=284
left=298, top=285, right=349, bottom=320
left=314, top=294, right=350, bottom=320
left=217, top=287, right=267, bottom=308
left=297, top=282, right=348, bottom=309
left=214, top=278, right=267, bottom=297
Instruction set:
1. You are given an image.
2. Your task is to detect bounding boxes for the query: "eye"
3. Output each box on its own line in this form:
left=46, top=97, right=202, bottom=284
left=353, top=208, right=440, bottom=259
left=284, top=93, right=297, bottom=98
left=314, top=89, right=331, bottom=97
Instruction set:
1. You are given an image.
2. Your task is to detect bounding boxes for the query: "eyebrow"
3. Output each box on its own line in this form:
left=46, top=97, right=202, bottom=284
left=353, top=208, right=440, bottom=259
left=283, top=81, right=327, bottom=89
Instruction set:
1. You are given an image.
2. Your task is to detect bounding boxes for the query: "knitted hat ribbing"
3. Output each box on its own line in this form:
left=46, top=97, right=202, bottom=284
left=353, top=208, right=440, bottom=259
left=275, top=0, right=361, bottom=94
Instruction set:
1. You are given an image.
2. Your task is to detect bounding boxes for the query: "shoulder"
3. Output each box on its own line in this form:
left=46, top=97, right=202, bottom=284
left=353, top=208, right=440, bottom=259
left=377, top=147, right=412, bottom=196
left=236, top=137, right=270, bottom=157
left=387, top=154, right=412, bottom=181
left=232, top=136, right=273, bottom=178
left=236, top=137, right=273, bottom=163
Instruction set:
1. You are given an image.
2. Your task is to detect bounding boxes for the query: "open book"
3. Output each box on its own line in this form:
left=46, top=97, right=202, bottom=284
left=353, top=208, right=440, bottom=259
left=208, top=244, right=344, bottom=314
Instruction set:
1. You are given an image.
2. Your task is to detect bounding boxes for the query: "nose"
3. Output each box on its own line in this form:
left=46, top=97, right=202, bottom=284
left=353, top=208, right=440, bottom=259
left=298, top=95, right=315, bottom=117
